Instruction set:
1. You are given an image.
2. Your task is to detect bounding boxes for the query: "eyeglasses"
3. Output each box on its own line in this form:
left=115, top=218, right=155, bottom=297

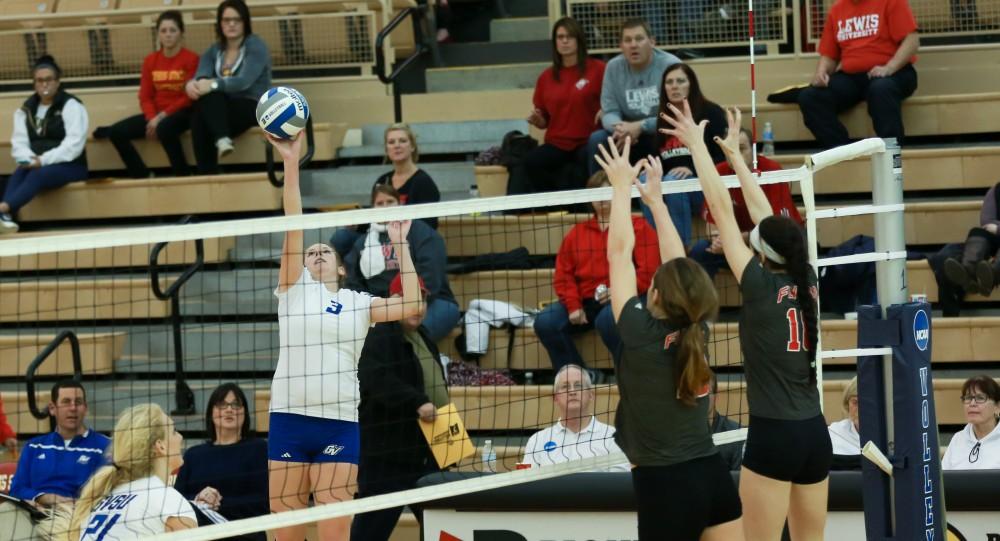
left=221, top=16, right=242, bottom=25
left=34, top=76, right=56, bottom=84
left=960, top=394, right=991, bottom=405
left=214, top=401, right=244, bottom=411
left=969, top=441, right=981, bottom=463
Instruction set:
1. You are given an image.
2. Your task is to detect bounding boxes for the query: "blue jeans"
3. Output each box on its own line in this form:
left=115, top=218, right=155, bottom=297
left=689, top=239, right=728, bottom=279
left=533, top=301, right=619, bottom=371
left=422, top=298, right=460, bottom=343
left=2, top=162, right=88, bottom=214
left=639, top=174, right=705, bottom=249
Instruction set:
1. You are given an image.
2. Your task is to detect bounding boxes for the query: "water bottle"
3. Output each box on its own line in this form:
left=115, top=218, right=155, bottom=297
left=469, top=184, right=481, bottom=217
left=482, top=439, right=497, bottom=473
left=762, top=122, right=775, bottom=156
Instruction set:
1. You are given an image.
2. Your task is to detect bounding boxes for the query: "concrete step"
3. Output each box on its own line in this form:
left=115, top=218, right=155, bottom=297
left=339, top=120, right=529, bottom=159
left=426, top=62, right=546, bottom=93
left=177, top=268, right=278, bottom=317
left=437, top=39, right=549, bottom=68
left=490, top=16, right=550, bottom=42
left=302, top=162, right=477, bottom=208
left=116, top=323, right=280, bottom=374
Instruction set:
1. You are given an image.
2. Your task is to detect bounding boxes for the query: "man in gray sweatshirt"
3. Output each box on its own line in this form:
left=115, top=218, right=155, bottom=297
left=586, top=19, right=681, bottom=174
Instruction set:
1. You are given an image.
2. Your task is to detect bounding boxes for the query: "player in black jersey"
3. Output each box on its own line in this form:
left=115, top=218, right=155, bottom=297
left=660, top=102, right=831, bottom=541
left=597, top=138, right=743, bottom=541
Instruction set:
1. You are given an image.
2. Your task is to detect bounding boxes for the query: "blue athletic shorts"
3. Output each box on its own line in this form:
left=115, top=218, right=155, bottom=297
left=268, top=412, right=360, bottom=464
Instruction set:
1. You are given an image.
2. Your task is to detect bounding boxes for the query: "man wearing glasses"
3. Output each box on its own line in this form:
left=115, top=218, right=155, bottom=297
left=521, top=364, right=630, bottom=471
left=942, top=375, right=1000, bottom=470
left=10, top=380, right=110, bottom=507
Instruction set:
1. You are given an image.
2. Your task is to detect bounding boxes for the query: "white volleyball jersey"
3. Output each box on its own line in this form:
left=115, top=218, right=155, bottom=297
left=79, top=476, right=195, bottom=540
left=270, top=271, right=374, bottom=421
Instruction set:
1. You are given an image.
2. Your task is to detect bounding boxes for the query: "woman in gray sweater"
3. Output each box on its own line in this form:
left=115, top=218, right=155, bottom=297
left=185, top=0, right=272, bottom=174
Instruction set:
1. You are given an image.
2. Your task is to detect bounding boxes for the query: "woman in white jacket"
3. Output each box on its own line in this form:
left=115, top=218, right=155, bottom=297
left=942, top=375, right=1000, bottom=470
left=827, top=377, right=860, bottom=456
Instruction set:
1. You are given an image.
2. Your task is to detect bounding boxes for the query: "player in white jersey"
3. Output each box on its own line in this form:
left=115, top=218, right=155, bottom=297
left=265, top=133, right=423, bottom=541
left=67, top=403, right=196, bottom=540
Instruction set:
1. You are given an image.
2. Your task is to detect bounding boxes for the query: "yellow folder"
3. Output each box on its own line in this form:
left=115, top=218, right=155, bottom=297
left=419, top=403, right=476, bottom=469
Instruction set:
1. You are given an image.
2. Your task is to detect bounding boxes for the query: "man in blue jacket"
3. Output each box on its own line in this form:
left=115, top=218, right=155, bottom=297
left=10, top=380, right=109, bottom=507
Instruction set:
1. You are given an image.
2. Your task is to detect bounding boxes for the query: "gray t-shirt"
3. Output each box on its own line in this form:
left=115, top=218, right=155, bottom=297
left=600, top=49, right=681, bottom=134
left=614, top=296, right=717, bottom=466
left=738, top=260, right=822, bottom=421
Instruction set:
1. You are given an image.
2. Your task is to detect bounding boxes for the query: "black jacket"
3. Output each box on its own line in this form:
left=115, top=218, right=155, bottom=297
left=358, top=321, right=447, bottom=466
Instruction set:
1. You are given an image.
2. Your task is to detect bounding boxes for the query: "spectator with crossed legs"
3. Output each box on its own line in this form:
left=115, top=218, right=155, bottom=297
left=599, top=136, right=743, bottom=541
left=662, top=100, right=831, bottom=541
left=266, top=132, right=422, bottom=541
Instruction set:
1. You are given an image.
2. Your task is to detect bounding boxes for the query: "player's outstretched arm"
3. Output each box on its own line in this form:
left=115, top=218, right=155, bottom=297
left=269, top=133, right=304, bottom=292
left=660, top=101, right=754, bottom=281
left=714, top=107, right=773, bottom=225
left=370, top=220, right=423, bottom=323
left=596, top=136, right=644, bottom=322
left=634, top=155, right=685, bottom=262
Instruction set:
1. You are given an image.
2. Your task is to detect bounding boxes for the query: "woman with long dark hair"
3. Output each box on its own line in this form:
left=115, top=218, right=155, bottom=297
left=173, top=383, right=268, bottom=541
left=661, top=101, right=830, bottom=541
left=648, top=62, right=727, bottom=247
left=598, top=138, right=743, bottom=540
left=517, top=17, right=605, bottom=194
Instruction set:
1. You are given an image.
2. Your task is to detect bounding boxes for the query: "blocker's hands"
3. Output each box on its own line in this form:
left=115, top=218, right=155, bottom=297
left=659, top=100, right=708, bottom=151
left=713, top=107, right=742, bottom=158
left=595, top=136, right=644, bottom=189
left=634, top=156, right=664, bottom=207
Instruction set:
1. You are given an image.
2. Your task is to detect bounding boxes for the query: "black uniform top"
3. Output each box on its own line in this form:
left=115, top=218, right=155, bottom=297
left=614, top=296, right=717, bottom=467
left=738, top=260, right=821, bottom=421
left=373, top=169, right=441, bottom=229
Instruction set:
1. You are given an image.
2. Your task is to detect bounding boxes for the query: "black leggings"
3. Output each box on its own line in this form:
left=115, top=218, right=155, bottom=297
left=189, top=92, right=258, bottom=174
left=108, top=111, right=192, bottom=178
left=632, top=454, right=742, bottom=541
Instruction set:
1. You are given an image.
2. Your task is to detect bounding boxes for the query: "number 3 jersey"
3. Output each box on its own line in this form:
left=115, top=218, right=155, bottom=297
left=738, top=260, right=821, bottom=420
left=80, top=476, right=196, bottom=540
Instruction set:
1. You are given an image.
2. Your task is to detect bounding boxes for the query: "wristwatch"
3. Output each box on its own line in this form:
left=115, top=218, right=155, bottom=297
left=210, top=80, right=219, bottom=91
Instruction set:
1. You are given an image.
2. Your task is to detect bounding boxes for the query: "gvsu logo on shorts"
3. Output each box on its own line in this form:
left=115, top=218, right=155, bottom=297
left=913, top=309, right=930, bottom=351
left=323, top=445, right=344, bottom=456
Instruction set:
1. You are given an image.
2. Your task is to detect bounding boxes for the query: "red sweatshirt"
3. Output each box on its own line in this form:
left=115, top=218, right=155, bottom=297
left=533, top=58, right=605, bottom=151
left=139, top=48, right=200, bottom=120
left=703, top=156, right=804, bottom=231
left=0, top=396, right=15, bottom=443
left=554, top=216, right=660, bottom=313
left=819, top=0, right=917, bottom=74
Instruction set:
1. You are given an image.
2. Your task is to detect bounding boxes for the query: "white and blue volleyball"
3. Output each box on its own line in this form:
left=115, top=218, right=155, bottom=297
left=256, top=87, right=309, bottom=139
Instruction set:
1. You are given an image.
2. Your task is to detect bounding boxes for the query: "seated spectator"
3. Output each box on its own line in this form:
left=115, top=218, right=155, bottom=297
left=942, top=375, right=1000, bottom=470
left=354, top=274, right=447, bottom=541
left=10, top=381, right=109, bottom=506
left=708, top=374, right=743, bottom=470
left=516, top=17, right=604, bottom=195
left=343, top=185, right=459, bottom=342
left=65, top=404, right=196, bottom=538
left=694, top=124, right=803, bottom=278
left=797, top=0, right=920, bottom=149
left=522, top=365, right=629, bottom=472
left=586, top=18, right=680, bottom=175
left=0, top=395, right=15, bottom=456
left=0, top=55, right=88, bottom=234
left=102, top=11, right=199, bottom=179
left=331, top=123, right=440, bottom=257
left=649, top=62, right=726, bottom=246
left=943, top=182, right=1000, bottom=297
left=185, top=0, right=272, bottom=174
left=533, top=171, right=660, bottom=374
left=173, top=383, right=267, bottom=540
left=828, top=377, right=861, bottom=456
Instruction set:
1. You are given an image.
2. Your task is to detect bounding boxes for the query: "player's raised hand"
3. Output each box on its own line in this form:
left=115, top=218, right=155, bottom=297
left=634, top=155, right=664, bottom=206
left=713, top=107, right=742, bottom=158
left=659, top=99, right=708, bottom=150
left=265, top=131, right=302, bottom=162
left=595, top=136, right=644, bottom=188
left=387, top=219, right=412, bottom=244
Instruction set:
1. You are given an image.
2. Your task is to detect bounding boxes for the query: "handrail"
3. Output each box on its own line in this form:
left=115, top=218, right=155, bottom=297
left=26, top=331, right=83, bottom=421
left=375, top=4, right=432, bottom=122
left=265, top=116, right=316, bottom=187
left=149, top=215, right=204, bottom=415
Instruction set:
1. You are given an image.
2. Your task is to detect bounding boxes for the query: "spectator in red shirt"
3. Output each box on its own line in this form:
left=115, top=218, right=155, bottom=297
left=692, top=127, right=803, bottom=278
left=797, top=0, right=920, bottom=149
left=518, top=17, right=605, bottom=194
left=0, top=396, right=16, bottom=455
left=104, top=10, right=199, bottom=178
left=533, top=171, right=660, bottom=375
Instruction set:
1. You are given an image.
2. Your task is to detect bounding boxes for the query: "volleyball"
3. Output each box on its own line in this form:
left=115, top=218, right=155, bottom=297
left=256, top=86, right=310, bottom=139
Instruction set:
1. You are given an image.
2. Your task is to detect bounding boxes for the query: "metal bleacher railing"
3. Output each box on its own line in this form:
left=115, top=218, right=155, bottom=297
left=0, top=0, right=388, bottom=80
left=556, top=0, right=1000, bottom=55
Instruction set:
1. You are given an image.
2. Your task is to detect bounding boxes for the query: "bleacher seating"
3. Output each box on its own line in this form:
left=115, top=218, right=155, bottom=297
left=0, top=333, right=122, bottom=376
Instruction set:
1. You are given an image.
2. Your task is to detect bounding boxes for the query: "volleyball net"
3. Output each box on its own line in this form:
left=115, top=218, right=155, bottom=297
left=0, top=138, right=900, bottom=540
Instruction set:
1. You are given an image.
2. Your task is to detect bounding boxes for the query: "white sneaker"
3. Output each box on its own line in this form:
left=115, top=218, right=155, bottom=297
left=216, top=137, right=234, bottom=159
left=0, top=213, right=19, bottom=234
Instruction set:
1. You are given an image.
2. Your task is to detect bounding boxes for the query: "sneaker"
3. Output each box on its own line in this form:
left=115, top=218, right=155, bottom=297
left=216, top=137, right=234, bottom=159
left=0, top=213, right=19, bottom=234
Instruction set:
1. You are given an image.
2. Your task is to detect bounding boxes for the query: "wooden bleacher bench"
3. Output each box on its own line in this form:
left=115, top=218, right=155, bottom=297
left=0, top=332, right=123, bottom=376
left=0, top=278, right=170, bottom=322
left=253, top=378, right=989, bottom=433
left=0, top=392, right=55, bottom=435
left=0, top=234, right=234, bottom=271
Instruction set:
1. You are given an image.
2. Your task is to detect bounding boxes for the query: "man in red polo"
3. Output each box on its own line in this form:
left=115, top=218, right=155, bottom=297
left=798, top=0, right=920, bottom=149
